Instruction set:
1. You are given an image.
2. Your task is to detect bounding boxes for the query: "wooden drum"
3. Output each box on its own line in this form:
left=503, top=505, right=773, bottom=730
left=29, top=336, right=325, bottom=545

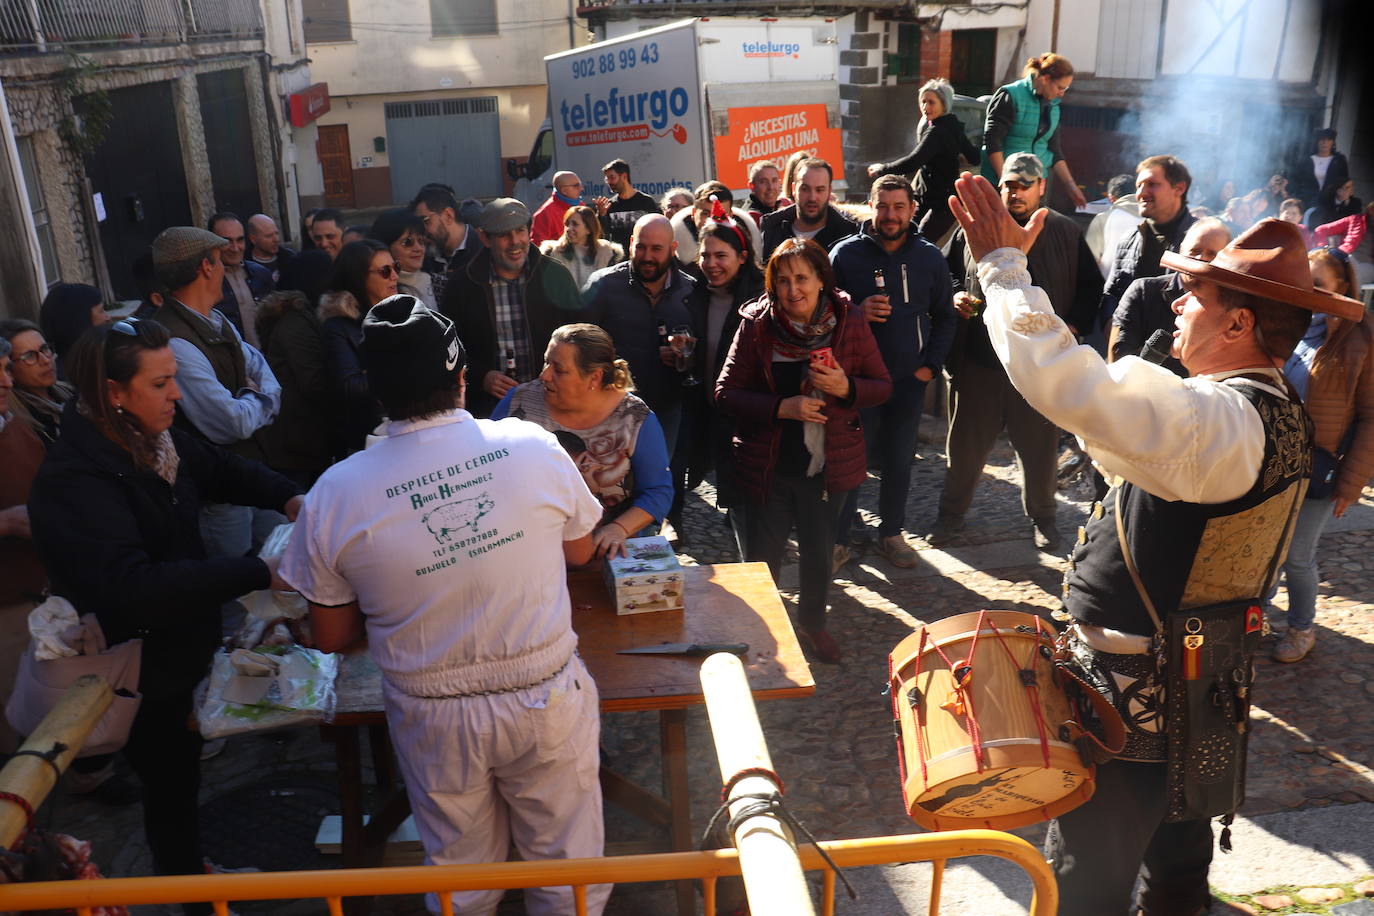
left=889, top=610, right=1094, bottom=831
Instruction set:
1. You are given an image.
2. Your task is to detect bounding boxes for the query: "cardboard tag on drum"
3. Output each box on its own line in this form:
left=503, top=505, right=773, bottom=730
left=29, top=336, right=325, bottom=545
left=603, top=536, right=684, bottom=615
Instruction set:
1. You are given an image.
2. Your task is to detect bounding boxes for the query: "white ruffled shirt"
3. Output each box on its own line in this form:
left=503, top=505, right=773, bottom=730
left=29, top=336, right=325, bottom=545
left=977, top=247, right=1269, bottom=505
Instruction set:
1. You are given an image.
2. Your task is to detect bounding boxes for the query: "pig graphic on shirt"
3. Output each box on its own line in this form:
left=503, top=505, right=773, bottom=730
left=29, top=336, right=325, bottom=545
left=422, top=493, right=495, bottom=543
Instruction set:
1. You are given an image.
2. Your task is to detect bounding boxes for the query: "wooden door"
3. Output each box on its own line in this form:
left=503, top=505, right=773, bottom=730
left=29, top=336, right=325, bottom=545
left=317, top=124, right=354, bottom=208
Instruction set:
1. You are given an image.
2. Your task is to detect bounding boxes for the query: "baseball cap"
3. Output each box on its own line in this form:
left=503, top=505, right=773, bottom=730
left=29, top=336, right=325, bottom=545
left=479, top=198, right=531, bottom=234
left=1000, top=152, right=1046, bottom=186
left=360, top=295, right=467, bottom=405
left=150, top=226, right=229, bottom=267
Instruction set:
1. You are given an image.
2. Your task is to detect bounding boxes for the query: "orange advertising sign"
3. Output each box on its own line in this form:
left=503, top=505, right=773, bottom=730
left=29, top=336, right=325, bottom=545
left=713, top=104, right=844, bottom=189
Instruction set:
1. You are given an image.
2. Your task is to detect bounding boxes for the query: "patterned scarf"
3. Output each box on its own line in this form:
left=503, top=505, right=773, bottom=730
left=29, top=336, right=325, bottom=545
left=769, top=293, right=838, bottom=478
left=769, top=294, right=837, bottom=361
left=77, top=398, right=181, bottom=485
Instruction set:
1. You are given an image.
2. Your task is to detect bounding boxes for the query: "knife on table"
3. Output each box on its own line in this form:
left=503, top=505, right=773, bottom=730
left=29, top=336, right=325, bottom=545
left=618, top=642, right=749, bottom=657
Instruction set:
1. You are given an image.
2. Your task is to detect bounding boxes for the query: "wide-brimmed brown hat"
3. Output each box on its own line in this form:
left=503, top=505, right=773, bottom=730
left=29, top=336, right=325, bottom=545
left=1160, top=218, right=1364, bottom=322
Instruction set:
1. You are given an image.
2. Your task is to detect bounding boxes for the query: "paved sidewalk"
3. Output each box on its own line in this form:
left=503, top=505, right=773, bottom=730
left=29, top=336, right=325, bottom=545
left=26, top=434, right=1374, bottom=914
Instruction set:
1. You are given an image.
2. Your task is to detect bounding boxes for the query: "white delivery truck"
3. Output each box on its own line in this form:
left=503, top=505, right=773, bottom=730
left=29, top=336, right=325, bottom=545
left=509, top=17, right=845, bottom=211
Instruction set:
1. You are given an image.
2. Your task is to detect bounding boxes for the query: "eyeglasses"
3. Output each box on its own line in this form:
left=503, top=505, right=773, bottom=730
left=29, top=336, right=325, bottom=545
left=13, top=342, right=55, bottom=365
left=371, top=264, right=398, bottom=278
left=110, top=317, right=141, bottom=337
left=398, top=236, right=425, bottom=248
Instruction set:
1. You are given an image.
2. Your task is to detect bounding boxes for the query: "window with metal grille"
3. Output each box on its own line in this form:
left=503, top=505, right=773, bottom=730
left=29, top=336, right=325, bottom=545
left=303, top=0, right=350, bottom=43
left=15, top=136, right=56, bottom=287
left=887, top=23, right=921, bottom=84
left=430, top=0, right=497, bottom=37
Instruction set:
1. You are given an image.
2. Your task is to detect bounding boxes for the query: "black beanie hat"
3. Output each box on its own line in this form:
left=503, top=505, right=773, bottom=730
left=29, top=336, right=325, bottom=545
left=360, top=294, right=465, bottom=405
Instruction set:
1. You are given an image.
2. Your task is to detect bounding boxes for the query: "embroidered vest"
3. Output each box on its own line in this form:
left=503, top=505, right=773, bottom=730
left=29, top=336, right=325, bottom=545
left=1064, top=378, right=1311, bottom=637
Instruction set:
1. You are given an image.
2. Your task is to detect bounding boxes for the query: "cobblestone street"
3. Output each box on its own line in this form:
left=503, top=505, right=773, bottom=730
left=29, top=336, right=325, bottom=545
left=32, top=428, right=1374, bottom=914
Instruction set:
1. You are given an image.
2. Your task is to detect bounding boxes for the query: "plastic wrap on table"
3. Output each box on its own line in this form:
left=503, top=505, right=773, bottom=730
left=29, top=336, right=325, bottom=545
left=196, top=645, right=339, bottom=738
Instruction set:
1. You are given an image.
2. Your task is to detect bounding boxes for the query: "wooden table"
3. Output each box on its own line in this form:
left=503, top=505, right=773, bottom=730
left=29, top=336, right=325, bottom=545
left=322, top=562, right=813, bottom=915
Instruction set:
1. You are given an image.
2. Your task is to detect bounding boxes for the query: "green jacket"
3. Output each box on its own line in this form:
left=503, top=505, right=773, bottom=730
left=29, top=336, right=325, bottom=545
left=980, top=76, right=1059, bottom=181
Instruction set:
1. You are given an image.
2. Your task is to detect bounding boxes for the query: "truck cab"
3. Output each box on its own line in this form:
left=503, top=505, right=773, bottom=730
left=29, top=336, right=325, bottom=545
left=509, top=119, right=555, bottom=212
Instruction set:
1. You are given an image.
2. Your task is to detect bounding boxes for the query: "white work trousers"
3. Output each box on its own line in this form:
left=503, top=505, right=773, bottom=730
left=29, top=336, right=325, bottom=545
left=382, top=655, right=610, bottom=916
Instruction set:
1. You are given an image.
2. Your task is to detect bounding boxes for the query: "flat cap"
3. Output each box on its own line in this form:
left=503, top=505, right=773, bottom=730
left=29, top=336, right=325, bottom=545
left=479, top=198, right=531, bottom=234
left=151, top=226, right=228, bottom=267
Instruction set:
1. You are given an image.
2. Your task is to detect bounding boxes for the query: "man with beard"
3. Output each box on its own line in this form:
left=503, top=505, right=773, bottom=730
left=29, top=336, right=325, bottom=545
left=929, top=153, right=1099, bottom=550
left=745, top=160, right=785, bottom=225
left=1100, top=155, right=1196, bottom=335
left=760, top=158, right=858, bottom=261
left=439, top=198, right=583, bottom=418
left=829, top=175, right=955, bottom=572
left=584, top=214, right=696, bottom=453
left=593, top=158, right=661, bottom=251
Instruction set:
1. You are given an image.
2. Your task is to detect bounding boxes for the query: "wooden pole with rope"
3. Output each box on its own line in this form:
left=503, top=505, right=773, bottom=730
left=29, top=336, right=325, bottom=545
left=0, top=674, right=113, bottom=849
left=700, top=652, right=817, bottom=916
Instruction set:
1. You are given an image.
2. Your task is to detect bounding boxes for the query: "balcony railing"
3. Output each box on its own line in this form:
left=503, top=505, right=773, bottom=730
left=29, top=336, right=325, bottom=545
left=0, top=0, right=263, bottom=52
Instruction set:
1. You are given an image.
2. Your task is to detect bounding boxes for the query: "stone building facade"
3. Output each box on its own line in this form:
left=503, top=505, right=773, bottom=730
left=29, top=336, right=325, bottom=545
left=1, top=2, right=302, bottom=316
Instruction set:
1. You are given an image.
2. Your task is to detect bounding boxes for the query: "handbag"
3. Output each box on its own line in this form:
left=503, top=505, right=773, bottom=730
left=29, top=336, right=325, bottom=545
left=6, top=606, right=143, bottom=757
left=1306, top=425, right=1355, bottom=500
left=1113, top=487, right=1293, bottom=835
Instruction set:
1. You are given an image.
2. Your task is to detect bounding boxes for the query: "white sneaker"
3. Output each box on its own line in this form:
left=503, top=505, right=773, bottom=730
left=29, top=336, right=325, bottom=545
left=1271, top=627, right=1315, bottom=663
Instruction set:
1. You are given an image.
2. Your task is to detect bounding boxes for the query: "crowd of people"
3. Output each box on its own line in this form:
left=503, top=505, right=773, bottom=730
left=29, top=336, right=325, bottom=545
left=1, top=47, right=1371, bottom=916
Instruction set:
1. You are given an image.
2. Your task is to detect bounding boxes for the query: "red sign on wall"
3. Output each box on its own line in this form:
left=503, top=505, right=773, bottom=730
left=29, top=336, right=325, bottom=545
left=289, top=83, right=331, bottom=128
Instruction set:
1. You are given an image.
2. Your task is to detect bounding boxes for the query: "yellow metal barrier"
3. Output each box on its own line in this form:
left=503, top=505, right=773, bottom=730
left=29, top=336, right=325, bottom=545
left=0, top=829, right=1057, bottom=916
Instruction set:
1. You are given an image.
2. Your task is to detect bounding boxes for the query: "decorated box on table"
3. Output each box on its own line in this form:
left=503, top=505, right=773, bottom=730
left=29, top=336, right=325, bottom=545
left=603, top=536, right=684, bottom=615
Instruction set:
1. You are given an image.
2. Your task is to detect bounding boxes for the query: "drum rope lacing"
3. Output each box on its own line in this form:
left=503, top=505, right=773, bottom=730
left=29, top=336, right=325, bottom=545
left=914, top=612, right=1056, bottom=784
left=702, top=767, right=858, bottom=902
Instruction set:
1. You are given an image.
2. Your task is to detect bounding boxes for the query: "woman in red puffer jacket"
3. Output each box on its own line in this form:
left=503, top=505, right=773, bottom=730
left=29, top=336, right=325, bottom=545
left=716, top=238, right=891, bottom=663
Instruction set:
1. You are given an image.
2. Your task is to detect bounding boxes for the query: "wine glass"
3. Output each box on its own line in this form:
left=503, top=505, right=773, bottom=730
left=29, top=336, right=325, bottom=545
left=670, top=325, right=699, bottom=387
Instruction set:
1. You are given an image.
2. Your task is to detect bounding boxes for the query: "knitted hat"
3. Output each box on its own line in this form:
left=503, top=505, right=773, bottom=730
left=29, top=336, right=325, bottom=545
left=1160, top=218, right=1364, bottom=321
left=360, top=295, right=466, bottom=404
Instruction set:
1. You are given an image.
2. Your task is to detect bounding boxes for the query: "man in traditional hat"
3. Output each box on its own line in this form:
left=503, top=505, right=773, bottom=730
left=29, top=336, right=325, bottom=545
left=281, top=295, right=610, bottom=916
left=948, top=172, right=1363, bottom=916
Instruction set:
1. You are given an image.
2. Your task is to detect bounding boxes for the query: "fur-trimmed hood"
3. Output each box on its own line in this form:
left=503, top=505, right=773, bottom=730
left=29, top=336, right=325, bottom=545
left=317, top=289, right=362, bottom=324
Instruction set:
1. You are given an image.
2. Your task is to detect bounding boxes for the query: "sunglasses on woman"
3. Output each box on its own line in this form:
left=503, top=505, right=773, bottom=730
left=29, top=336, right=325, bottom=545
left=371, top=264, right=398, bottom=278
left=397, top=236, right=425, bottom=248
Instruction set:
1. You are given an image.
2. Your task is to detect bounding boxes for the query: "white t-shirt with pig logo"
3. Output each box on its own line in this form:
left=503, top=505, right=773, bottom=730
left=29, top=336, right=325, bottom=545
left=281, top=409, right=601, bottom=692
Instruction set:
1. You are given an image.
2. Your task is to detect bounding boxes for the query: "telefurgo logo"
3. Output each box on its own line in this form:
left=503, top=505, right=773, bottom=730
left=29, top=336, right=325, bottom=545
left=741, top=40, right=801, bottom=59
left=560, top=87, right=691, bottom=147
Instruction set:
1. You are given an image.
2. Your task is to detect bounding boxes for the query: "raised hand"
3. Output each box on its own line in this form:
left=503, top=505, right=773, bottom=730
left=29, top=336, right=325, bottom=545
left=948, top=172, right=1046, bottom=263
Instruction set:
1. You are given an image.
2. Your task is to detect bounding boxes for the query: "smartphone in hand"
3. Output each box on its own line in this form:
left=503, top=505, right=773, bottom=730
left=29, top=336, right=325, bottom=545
left=809, top=347, right=838, bottom=370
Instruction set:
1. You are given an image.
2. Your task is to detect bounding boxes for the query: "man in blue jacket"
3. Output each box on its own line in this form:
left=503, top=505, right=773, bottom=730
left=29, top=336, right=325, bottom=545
left=831, top=175, right=955, bottom=571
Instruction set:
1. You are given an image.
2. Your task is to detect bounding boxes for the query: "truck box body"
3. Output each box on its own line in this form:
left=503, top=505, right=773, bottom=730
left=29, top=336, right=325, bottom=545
left=516, top=18, right=844, bottom=210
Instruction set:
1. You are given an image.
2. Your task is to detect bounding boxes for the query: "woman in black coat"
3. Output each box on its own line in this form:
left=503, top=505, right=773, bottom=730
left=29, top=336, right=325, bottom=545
left=1292, top=127, right=1350, bottom=221
left=28, top=319, right=300, bottom=904
left=318, top=239, right=396, bottom=455
left=255, top=289, right=333, bottom=486
left=868, top=77, right=979, bottom=244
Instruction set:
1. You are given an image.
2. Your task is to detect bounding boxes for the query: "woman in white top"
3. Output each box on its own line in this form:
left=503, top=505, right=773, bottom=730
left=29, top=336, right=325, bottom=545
left=538, top=205, right=623, bottom=290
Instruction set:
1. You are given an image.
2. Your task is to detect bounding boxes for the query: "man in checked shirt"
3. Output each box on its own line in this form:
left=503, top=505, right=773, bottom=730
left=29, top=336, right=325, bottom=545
left=439, top=198, right=584, bottom=418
